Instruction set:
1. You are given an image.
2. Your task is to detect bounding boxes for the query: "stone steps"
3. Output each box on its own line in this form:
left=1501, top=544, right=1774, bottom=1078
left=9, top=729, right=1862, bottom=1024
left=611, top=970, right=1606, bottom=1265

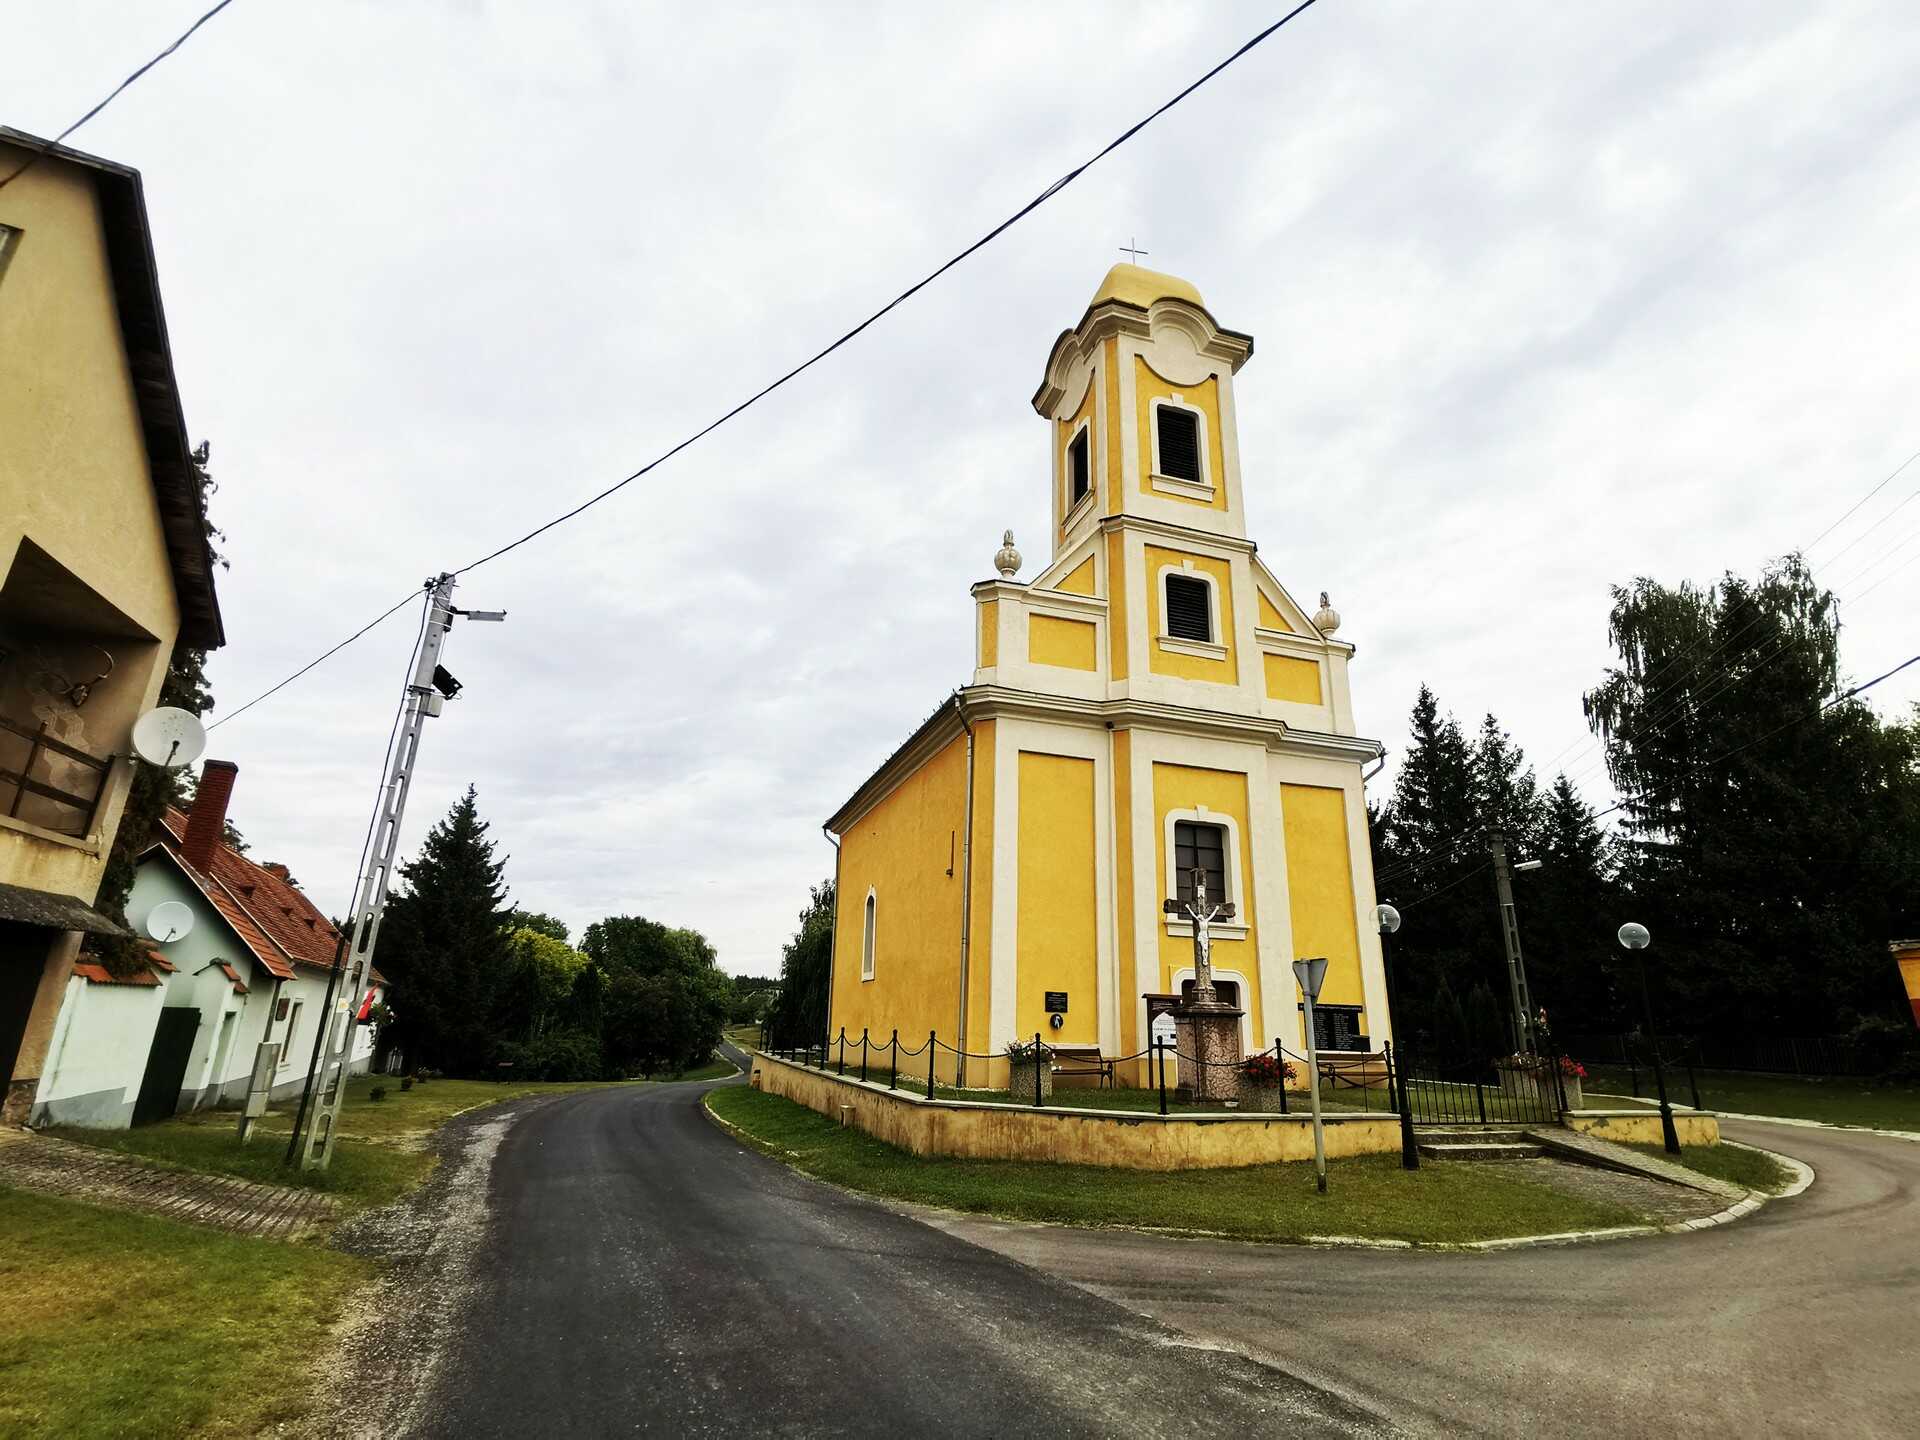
left=1413, top=1126, right=1544, bottom=1162
left=1415, top=1140, right=1545, bottom=1162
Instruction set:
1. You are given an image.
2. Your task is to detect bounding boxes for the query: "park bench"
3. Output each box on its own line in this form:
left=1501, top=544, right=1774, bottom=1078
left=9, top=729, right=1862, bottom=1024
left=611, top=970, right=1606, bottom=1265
left=1049, top=1044, right=1116, bottom=1088
left=1315, top=1049, right=1389, bottom=1091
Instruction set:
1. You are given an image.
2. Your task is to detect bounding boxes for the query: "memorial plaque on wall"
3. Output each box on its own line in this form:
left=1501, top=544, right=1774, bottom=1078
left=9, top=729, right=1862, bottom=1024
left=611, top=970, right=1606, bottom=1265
left=1044, top=991, right=1069, bottom=1014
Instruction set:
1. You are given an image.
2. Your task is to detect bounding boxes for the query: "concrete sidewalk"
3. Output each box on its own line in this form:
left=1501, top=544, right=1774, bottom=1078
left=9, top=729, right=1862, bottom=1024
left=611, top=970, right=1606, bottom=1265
left=0, top=1127, right=337, bottom=1240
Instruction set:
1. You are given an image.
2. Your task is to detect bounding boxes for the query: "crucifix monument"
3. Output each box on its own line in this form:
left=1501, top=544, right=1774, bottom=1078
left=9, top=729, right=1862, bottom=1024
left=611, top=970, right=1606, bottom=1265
left=1162, top=867, right=1247, bottom=1102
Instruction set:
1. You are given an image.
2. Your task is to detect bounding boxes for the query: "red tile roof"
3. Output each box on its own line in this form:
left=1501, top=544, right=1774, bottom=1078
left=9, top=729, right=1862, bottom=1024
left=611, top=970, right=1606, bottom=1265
left=157, top=809, right=385, bottom=985
left=74, top=960, right=163, bottom=987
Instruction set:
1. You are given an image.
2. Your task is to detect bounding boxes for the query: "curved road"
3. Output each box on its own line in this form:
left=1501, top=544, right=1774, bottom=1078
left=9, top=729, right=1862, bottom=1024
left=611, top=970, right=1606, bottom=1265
left=407, top=1063, right=1918, bottom=1438
left=410, top=1061, right=1384, bottom=1437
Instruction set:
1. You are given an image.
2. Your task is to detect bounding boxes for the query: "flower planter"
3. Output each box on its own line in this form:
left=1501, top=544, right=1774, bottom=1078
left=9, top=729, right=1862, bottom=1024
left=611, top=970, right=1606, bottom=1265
left=1496, top=1063, right=1583, bottom=1110
left=1008, top=1059, right=1053, bottom=1105
left=1240, top=1081, right=1287, bottom=1113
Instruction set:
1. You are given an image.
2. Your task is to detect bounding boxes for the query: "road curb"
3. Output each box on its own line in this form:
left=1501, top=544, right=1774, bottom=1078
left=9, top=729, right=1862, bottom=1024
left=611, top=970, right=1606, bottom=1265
left=705, top=1090, right=1820, bottom=1254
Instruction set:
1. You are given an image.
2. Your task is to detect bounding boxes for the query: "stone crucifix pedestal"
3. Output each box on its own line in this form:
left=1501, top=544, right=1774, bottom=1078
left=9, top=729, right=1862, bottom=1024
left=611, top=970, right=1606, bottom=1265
left=1163, top=868, right=1246, bottom=1104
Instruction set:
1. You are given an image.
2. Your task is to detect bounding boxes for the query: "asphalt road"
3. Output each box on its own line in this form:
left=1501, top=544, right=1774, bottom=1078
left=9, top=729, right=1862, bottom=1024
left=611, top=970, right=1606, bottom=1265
left=401, top=1059, right=1917, bottom=1439
left=409, top=1060, right=1388, bottom=1438
left=932, top=1118, right=1920, bottom=1437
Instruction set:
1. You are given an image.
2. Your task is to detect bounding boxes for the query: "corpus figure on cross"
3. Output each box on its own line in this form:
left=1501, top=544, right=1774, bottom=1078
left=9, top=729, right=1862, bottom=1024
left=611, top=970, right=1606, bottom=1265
left=1163, top=867, right=1236, bottom=1006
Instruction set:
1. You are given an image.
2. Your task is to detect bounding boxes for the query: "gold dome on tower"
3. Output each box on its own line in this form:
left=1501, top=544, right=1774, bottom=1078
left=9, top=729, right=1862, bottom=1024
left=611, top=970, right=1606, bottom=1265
left=1088, top=263, right=1207, bottom=312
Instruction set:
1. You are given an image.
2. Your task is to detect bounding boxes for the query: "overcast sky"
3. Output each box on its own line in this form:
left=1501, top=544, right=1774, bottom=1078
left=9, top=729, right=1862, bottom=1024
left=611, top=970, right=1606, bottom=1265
left=8, top=2, right=1918, bottom=972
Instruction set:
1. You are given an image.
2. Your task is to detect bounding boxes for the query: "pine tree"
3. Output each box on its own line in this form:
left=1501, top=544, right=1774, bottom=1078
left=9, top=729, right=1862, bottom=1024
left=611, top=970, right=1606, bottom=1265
left=374, top=785, right=511, bottom=1074
left=765, top=880, right=834, bottom=1049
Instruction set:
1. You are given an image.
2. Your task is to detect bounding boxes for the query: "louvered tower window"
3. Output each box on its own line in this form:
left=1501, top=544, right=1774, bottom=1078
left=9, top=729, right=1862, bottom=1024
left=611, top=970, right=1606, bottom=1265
left=1067, top=428, right=1091, bottom=506
left=1156, top=405, right=1202, bottom=482
left=1164, top=574, right=1213, bottom=643
left=1174, top=820, right=1228, bottom=907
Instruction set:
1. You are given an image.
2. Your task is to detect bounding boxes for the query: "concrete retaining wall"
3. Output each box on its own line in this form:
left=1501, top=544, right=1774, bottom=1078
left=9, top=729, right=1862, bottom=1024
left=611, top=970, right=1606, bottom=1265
left=748, top=1050, right=1401, bottom=1171
left=1565, top=1109, right=1721, bottom=1146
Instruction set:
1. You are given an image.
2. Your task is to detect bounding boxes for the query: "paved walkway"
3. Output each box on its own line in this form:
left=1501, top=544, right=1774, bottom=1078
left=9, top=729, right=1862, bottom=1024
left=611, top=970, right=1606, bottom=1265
left=1485, top=1155, right=1729, bottom=1225
left=0, top=1128, right=337, bottom=1240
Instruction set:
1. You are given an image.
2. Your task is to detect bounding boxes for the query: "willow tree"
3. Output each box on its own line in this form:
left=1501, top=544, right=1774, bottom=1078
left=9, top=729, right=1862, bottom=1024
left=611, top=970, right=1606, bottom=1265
left=1583, top=555, right=1917, bottom=1035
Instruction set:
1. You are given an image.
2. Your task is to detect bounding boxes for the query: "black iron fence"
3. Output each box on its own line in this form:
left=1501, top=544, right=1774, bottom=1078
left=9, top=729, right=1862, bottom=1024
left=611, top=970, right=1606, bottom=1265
left=1394, top=1047, right=1569, bottom=1126
left=761, top=1027, right=1411, bottom=1119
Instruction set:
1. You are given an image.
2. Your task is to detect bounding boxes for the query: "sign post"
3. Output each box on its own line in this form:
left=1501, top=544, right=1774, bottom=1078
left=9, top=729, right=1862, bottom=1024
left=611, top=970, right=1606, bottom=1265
left=1293, top=956, right=1330, bottom=1194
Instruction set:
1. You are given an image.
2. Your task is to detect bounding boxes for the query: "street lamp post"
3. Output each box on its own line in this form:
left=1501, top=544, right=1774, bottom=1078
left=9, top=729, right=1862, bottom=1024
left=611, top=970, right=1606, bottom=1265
left=1375, top=903, right=1418, bottom=1171
left=1618, top=922, right=1681, bottom=1155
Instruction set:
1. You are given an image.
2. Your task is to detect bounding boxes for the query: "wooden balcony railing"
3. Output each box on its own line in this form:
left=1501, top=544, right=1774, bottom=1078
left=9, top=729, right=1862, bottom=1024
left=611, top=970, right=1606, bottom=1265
left=0, top=713, right=113, bottom=838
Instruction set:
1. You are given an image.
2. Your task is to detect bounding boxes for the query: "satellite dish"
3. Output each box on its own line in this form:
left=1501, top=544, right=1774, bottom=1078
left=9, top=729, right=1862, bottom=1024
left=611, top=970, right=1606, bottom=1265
left=145, top=900, right=195, bottom=944
left=131, top=708, right=207, bottom=770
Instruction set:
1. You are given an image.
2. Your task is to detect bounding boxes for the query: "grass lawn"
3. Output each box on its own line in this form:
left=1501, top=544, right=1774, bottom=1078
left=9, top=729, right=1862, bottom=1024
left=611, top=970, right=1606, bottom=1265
left=48, top=1060, right=740, bottom=1212
left=707, top=1086, right=1645, bottom=1245
left=1585, top=1066, right=1920, bottom=1130
left=0, top=1186, right=369, bottom=1440
left=1624, top=1141, right=1797, bottom=1195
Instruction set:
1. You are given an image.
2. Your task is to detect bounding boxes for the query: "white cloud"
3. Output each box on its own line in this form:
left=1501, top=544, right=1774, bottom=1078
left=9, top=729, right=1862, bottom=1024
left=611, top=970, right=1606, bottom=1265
left=6, top=0, right=1915, bottom=964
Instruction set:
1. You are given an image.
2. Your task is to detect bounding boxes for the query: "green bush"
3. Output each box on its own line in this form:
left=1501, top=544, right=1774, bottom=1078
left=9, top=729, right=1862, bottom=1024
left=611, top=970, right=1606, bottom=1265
left=495, top=1028, right=606, bottom=1082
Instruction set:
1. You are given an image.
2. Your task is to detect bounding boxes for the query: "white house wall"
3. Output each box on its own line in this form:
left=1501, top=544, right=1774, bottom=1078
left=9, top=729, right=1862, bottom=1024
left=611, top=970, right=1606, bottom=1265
left=27, top=976, right=165, bottom=1127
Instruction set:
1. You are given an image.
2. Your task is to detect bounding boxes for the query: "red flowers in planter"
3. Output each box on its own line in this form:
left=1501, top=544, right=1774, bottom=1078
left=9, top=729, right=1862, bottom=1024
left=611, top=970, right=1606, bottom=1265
left=1241, top=1053, right=1297, bottom=1086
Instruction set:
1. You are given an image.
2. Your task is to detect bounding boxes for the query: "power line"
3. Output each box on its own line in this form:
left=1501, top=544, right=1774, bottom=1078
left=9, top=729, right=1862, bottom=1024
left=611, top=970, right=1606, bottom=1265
left=452, top=0, right=1327, bottom=577
left=1590, top=645, right=1919, bottom=825
left=1395, top=860, right=1490, bottom=913
left=207, top=2, right=1331, bottom=725
left=207, top=588, right=423, bottom=730
left=0, top=0, right=244, bottom=192
left=1530, top=446, right=1920, bottom=782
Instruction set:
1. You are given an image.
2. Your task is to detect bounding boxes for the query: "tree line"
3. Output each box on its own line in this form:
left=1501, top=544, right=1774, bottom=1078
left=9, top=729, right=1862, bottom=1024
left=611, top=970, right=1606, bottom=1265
left=371, top=787, right=762, bottom=1079
left=1376, top=555, right=1919, bottom=1068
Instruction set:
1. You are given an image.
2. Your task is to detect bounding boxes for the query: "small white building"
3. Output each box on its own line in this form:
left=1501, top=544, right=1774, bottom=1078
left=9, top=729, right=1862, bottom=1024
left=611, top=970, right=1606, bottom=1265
left=29, top=759, right=384, bottom=1128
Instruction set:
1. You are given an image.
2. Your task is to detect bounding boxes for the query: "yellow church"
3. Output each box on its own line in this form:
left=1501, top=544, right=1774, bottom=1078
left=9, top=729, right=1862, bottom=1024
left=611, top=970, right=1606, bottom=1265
left=825, top=264, right=1389, bottom=1087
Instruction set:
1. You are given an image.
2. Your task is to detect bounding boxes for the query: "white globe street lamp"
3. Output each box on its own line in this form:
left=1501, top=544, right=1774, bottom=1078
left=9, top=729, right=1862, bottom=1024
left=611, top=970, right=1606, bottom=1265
left=1617, top=922, right=1679, bottom=1153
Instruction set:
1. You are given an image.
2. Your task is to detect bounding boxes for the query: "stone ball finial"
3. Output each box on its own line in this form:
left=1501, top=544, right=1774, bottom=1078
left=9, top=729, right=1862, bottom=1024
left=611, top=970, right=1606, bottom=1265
left=994, top=530, right=1022, bottom=579
left=1313, top=590, right=1342, bottom=635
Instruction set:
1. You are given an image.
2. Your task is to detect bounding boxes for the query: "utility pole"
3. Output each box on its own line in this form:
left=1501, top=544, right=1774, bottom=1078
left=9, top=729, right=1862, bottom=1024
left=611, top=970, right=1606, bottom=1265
left=1487, top=832, right=1535, bottom=1055
left=296, top=572, right=503, bottom=1170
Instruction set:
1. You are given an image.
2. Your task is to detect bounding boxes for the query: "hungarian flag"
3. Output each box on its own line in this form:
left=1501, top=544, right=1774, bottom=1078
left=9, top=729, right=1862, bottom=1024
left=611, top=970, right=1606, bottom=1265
left=355, top=986, right=379, bottom=1024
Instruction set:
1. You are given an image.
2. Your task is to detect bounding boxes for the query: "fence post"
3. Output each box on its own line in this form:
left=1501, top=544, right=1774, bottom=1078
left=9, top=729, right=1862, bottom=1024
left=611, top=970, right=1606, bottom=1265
left=1156, top=1037, right=1168, bottom=1116
left=1386, top=1041, right=1419, bottom=1170
left=1033, top=1032, right=1044, bottom=1109
left=860, top=1028, right=869, bottom=1084
left=890, top=1029, right=899, bottom=1090
left=837, top=1029, right=845, bottom=1075
left=1476, top=1075, right=1488, bottom=1126
left=1685, top=1043, right=1701, bottom=1111
left=1274, top=1040, right=1289, bottom=1114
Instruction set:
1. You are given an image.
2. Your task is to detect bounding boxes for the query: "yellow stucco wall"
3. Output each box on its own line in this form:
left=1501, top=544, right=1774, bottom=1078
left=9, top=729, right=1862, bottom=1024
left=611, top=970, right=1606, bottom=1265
left=1055, top=556, right=1097, bottom=596
left=0, top=147, right=184, bottom=907
left=977, top=599, right=998, bottom=669
left=1133, top=356, right=1227, bottom=512
left=1028, top=614, right=1097, bottom=671
left=1564, top=1111, right=1721, bottom=1147
left=1144, top=546, right=1238, bottom=684
left=1281, top=783, right=1365, bottom=1011
left=831, top=733, right=968, bottom=1052
left=1101, top=338, right=1123, bottom=513
left=746, top=1052, right=1402, bottom=1170
left=965, top=720, right=996, bottom=1062
left=1152, top=763, right=1261, bottom=1038
left=1015, top=753, right=1098, bottom=1045
left=1111, top=729, right=1137, bottom=1056
left=1257, top=592, right=1294, bottom=632
left=1105, top=531, right=1129, bottom=680
left=1264, top=654, right=1322, bottom=705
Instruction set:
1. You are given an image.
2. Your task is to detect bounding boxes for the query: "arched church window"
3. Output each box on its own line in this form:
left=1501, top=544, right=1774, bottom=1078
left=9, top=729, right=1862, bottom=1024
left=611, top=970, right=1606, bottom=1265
left=1173, top=820, right=1228, bottom=907
left=1156, top=404, right=1202, bottom=483
left=861, top=890, right=877, bottom=981
left=1164, top=574, right=1213, bottom=643
left=1067, top=427, right=1091, bottom=507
